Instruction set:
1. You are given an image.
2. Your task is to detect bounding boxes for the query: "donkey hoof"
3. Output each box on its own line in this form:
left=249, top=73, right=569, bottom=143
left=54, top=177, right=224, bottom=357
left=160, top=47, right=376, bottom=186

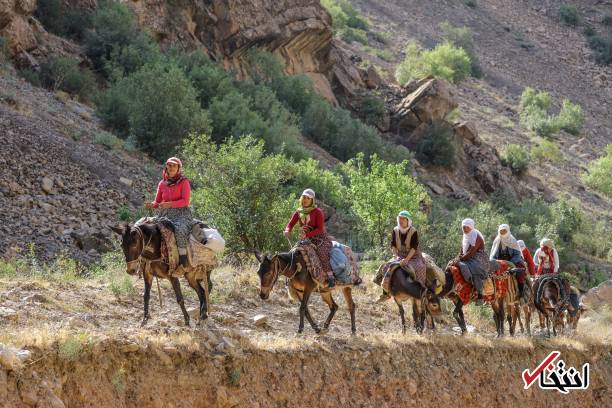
left=351, top=330, right=357, bottom=336
left=317, top=327, right=328, bottom=335
left=140, top=318, right=149, bottom=327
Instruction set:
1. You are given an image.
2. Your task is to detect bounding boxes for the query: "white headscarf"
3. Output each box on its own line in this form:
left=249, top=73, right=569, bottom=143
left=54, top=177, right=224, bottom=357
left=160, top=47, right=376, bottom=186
left=517, top=239, right=527, bottom=251
left=461, top=218, right=483, bottom=254
left=540, top=238, right=554, bottom=249
left=396, top=216, right=413, bottom=234
left=490, top=224, right=522, bottom=260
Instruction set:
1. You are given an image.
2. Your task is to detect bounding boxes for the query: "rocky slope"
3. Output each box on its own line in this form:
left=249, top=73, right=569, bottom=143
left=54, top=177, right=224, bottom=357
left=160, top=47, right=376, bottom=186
left=0, top=70, right=156, bottom=262
left=349, top=0, right=611, bottom=215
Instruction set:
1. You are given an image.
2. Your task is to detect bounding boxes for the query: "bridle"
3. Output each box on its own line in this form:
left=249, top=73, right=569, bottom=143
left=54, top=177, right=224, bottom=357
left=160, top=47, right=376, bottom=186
left=125, top=225, right=164, bottom=276
left=262, top=251, right=297, bottom=290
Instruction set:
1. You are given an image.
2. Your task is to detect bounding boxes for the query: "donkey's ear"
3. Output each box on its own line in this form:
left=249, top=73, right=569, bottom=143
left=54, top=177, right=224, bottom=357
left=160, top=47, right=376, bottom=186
left=254, top=250, right=263, bottom=263
left=109, top=225, right=125, bottom=235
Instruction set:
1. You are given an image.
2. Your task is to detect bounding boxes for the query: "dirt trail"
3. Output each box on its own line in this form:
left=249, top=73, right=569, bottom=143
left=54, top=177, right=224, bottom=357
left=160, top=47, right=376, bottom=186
left=0, top=265, right=610, bottom=407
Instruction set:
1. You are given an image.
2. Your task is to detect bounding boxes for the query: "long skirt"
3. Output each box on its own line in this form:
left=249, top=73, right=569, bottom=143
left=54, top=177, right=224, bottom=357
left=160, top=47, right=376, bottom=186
left=309, top=233, right=333, bottom=278
left=375, top=253, right=426, bottom=287
left=458, top=250, right=490, bottom=294
left=158, top=206, right=193, bottom=250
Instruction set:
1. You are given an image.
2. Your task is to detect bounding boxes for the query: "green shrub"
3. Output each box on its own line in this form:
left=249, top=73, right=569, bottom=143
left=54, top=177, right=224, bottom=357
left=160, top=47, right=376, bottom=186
left=39, top=57, right=97, bottom=101
left=559, top=5, right=579, bottom=26
left=586, top=33, right=612, bottom=65
left=343, top=154, right=429, bottom=246
left=440, top=21, right=482, bottom=78
left=416, top=121, right=456, bottom=167
left=557, top=99, right=585, bottom=135
left=179, top=51, right=235, bottom=108
left=551, top=200, right=582, bottom=245
left=395, top=41, right=471, bottom=84
left=94, top=131, right=123, bottom=150
left=530, top=139, right=562, bottom=163
left=98, top=60, right=209, bottom=159
left=287, top=158, right=349, bottom=210
left=501, top=144, right=530, bottom=175
left=85, top=0, right=147, bottom=75
left=519, top=88, right=560, bottom=138
left=36, top=0, right=93, bottom=40
left=360, top=95, right=385, bottom=126
left=322, top=0, right=369, bottom=32
left=582, top=144, right=612, bottom=196
left=183, top=135, right=296, bottom=256
left=464, top=0, right=476, bottom=7
left=19, top=68, right=43, bottom=87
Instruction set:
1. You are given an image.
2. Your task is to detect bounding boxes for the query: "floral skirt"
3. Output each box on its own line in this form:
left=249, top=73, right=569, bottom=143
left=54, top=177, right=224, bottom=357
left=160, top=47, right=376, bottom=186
left=158, top=207, right=193, bottom=249
left=308, top=233, right=333, bottom=278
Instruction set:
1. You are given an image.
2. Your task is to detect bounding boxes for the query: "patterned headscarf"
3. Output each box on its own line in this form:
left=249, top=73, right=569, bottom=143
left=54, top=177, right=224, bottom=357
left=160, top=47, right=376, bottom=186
left=297, top=189, right=316, bottom=223
left=163, top=157, right=185, bottom=186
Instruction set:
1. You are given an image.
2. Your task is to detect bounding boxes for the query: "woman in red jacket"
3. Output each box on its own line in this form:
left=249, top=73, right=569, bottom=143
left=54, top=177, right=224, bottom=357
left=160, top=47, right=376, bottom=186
left=145, top=157, right=192, bottom=270
left=517, top=240, right=536, bottom=276
left=284, top=189, right=335, bottom=287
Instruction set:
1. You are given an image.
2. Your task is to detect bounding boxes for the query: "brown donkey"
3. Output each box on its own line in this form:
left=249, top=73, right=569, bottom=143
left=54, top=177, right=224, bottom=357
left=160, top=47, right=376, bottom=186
left=256, top=251, right=357, bottom=334
left=111, top=222, right=212, bottom=327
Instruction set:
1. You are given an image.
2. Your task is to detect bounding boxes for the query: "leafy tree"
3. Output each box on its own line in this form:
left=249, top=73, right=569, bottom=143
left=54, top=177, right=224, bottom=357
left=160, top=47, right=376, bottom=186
left=183, top=135, right=295, bottom=256
left=582, top=144, right=612, bottom=196
left=343, top=154, right=429, bottom=246
left=395, top=41, right=471, bottom=84
left=416, top=121, right=456, bottom=167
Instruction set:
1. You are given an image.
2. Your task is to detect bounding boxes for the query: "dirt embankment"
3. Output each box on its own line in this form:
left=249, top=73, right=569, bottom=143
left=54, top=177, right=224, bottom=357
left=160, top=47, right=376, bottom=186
left=1, top=334, right=610, bottom=407
left=0, top=271, right=610, bottom=408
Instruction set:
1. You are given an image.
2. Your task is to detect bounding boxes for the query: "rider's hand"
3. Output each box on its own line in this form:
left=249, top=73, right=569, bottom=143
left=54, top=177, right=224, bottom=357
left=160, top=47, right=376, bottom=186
left=145, top=202, right=155, bottom=209
left=283, top=230, right=290, bottom=239
left=158, top=202, right=173, bottom=209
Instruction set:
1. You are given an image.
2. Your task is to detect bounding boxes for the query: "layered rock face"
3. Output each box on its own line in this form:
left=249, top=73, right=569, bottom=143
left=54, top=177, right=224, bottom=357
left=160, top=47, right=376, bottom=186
left=0, top=0, right=38, bottom=55
left=130, top=0, right=342, bottom=101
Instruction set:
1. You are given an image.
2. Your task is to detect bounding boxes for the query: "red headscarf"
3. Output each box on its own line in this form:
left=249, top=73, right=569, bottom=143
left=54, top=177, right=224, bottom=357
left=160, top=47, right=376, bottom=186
left=162, top=157, right=186, bottom=186
left=537, top=245, right=555, bottom=275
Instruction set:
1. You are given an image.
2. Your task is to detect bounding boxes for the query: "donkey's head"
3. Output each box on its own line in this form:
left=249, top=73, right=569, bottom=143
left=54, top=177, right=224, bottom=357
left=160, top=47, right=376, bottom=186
left=255, top=251, right=277, bottom=300
left=110, top=223, right=143, bottom=275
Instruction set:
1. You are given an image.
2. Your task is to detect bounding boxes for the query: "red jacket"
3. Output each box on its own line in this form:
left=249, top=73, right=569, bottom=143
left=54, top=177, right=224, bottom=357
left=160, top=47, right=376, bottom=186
left=153, top=178, right=190, bottom=208
left=522, top=247, right=536, bottom=276
left=285, top=207, right=326, bottom=239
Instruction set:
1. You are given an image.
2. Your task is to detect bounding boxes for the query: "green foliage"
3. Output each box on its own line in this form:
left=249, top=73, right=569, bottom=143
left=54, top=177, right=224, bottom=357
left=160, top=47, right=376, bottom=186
left=362, top=46, right=394, bottom=62
left=98, top=60, right=209, bottom=159
left=559, top=5, right=579, bottom=26
left=604, top=12, right=612, bottom=26
left=586, top=33, right=612, bottom=65
left=178, top=51, right=235, bottom=108
left=395, top=41, right=471, bottom=84
left=59, top=332, right=89, bottom=361
left=302, top=97, right=408, bottom=162
left=582, top=144, right=612, bottom=196
left=321, top=0, right=370, bottom=44
left=519, top=87, right=585, bottom=138
left=551, top=200, right=582, bottom=244
left=0, top=36, right=9, bottom=63
left=416, top=121, right=456, bottom=167
left=360, top=95, right=386, bottom=126
left=440, top=21, right=482, bottom=78
left=288, top=159, right=349, bottom=210
left=557, top=99, right=585, bottom=135
left=183, top=135, right=296, bottom=255
left=94, top=131, right=123, bottom=150
left=464, top=0, right=476, bottom=8
left=38, top=57, right=97, bottom=101
left=530, top=139, right=562, bottom=163
left=85, top=0, right=154, bottom=76
left=36, top=0, right=93, bottom=40
left=501, top=144, right=530, bottom=175
left=343, top=154, right=429, bottom=246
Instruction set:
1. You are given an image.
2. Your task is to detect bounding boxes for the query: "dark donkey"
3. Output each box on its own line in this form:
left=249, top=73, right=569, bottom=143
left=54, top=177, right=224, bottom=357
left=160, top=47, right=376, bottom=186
left=385, top=266, right=434, bottom=334
left=534, top=275, right=570, bottom=336
left=256, top=251, right=357, bottom=334
left=111, top=222, right=212, bottom=327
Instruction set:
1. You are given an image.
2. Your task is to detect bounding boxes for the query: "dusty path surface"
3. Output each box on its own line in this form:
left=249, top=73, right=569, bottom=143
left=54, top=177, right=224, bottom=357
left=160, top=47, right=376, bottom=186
left=0, top=263, right=610, bottom=407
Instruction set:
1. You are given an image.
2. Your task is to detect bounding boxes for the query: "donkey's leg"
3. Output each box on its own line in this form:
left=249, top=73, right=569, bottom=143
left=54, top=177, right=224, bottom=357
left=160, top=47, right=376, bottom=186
left=524, top=305, right=532, bottom=336
left=452, top=299, right=467, bottom=334
left=298, top=287, right=319, bottom=334
left=185, top=273, right=207, bottom=323
left=342, top=287, right=357, bottom=335
left=320, top=291, right=338, bottom=330
left=395, top=298, right=406, bottom=334
left=412, top=299, right=425, bottom=335
left=141, top=272, right=154, bottom=327
left=170, top=277, right=190, bottom=327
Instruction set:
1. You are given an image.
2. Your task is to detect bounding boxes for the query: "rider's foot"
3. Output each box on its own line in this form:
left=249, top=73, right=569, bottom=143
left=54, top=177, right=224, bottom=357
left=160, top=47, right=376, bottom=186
left=475, top=293, right=484, bottom=306
left=327, top=277, right=336, bottom=288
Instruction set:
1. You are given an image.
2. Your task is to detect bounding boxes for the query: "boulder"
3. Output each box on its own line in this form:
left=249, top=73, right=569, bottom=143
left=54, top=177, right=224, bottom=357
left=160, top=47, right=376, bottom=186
left=365, top=66, right=382, bottom=89
left=392, top=77, right=457, bottom=134
left=583, top=279, right=612, bottom=310
left=41, top=177, right=54, bottom=194
left=453, top=121, right=481, bottom=145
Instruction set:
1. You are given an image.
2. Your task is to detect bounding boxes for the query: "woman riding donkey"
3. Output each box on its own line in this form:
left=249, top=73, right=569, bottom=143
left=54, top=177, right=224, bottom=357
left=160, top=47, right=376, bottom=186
left=145, top=157, right=193, bottom=273
left=449, top=218, right=490, bottom=305
left=533, top=238, right=560, bottom=275
left=490, top=224, right=527, bottom=298
left=374, top=211, right=427, bottom=302
left=284, top=189, right=336, bottom=287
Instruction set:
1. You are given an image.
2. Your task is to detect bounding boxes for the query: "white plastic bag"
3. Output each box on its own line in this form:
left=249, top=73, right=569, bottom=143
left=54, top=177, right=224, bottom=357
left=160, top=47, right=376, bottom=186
left=203, top=228, right=225, bottom=254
